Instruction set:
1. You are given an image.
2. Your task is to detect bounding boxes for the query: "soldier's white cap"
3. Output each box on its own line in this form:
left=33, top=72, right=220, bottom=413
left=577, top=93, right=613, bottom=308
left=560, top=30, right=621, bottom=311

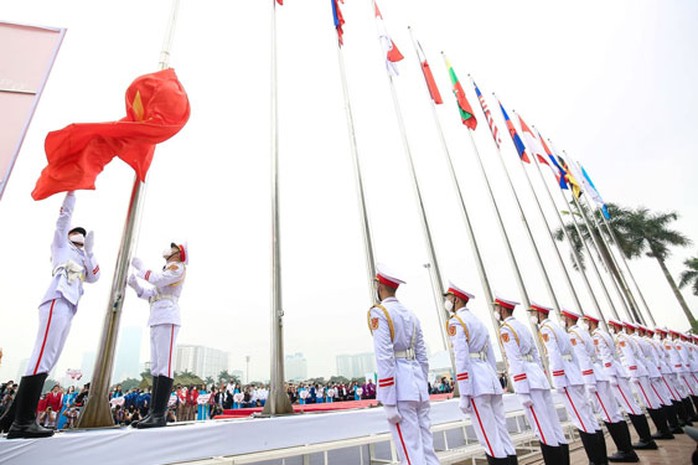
left=445, top=281, right=474, bottom=302
left=529, top=300, right=553, bottom=315
left=607, top=319, right=624, bottom=329
left=172, top=242, right=188, bottom=265
left=375, top=263, right=405, bottom=289
left=493, top=295, right=519, bottom=311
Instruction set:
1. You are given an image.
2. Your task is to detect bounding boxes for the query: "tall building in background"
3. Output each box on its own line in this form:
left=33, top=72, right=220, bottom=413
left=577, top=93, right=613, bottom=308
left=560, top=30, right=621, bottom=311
left=112, top=326, right=142, bottom=382
left=284, top=353, right=307, bottom=381
left=174, top=345, right=229, bottom=380
left=335, top=353, right=376, bottom=379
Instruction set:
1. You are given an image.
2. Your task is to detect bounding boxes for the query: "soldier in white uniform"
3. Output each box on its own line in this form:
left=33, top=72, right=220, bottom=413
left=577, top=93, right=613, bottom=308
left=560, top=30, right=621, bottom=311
left=367, top=264, right=439, bottom=465
left=635, top=325, right=682, bottom=435
left=615, top=321, right=673, bottom=443
left=2, top=191, right=100, bottom=439
left=579, top=314, right=640, bottom=462
left=603, top=320, right=658, bottom=450
left=655, top=328, right=694, bottom=426
left=562, top=310, right=638, bottom=462
left=669, top=330, right=698, bottom=420
left=128, top=242, right=187, bottom=428
left=532, top=305, right=605, bottom=465
left=445, top=283, right=517, bottom=465
left=495, top=297, right=569, bottom=465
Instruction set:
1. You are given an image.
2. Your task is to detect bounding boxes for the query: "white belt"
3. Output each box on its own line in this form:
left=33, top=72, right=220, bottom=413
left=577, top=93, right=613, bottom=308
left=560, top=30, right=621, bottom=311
left=395, top=348, right=415, bottom=360
left=469, top=351, right=488, bottom=361
left=522, top=354, right=534, bottom=362
left=149, top=294, right=178, bottom=304
left=562, top=354, right=573, bottom=362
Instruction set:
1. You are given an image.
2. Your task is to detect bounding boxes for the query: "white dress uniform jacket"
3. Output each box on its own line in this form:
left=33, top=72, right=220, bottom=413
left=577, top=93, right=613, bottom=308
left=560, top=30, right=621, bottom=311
left=568, top=324, right=604, bottom=384
left=499, top=317, right=550, bottom=394
left=593, top=328, right=627, bottom=380
left=132, top=261, right=186, bottom=326
left=41, top=193, right=100, bottom=307
left=369, top=297, right=429, bottom=405
left=539, top=319, right=584, bottom=389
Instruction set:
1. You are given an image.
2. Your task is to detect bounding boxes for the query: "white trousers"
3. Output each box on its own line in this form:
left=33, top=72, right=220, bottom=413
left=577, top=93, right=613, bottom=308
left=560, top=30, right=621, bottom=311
left=150, top=324, right=179, bottom=378
left=561, top=385, right=599, bottom=433
left=649, top=377, right=671, bottom=406
left=591, top=381, right=624, bottom=424
left=612, top=377, right=643, bottom=416
left=633, top=376, right=662, bottom=409
left=389, top=400, right=440, bottom=465
left=660, top=375, right=681, bottom=402
left=523, top=389, right=567, bottom=446
left=678, top=373, right=697, bottom=397
left=26, top=298, right=75, bottom=376
left=468, top=394, right=516, bottom=458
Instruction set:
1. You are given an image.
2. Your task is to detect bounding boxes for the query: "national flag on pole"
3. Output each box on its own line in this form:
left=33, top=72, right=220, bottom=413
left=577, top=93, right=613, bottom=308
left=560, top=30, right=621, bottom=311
left=415, top=39, right=442, bottom=104
left=32, top=68, right=190, bottom=200
left=374, top=1, right=404, bottom=76
left=536, top=129, right=568, bottom=190
left=277, top=0, right=283, bottom=4
left=517, top=114, right=547, bottom=165
left=443, top=55, right=477, bottom=129
left=498, top=100, right=529, bottom=163
left=556, top=153, right=583, bottom=199
left=472, top=79, right=501, bottom=147
left=579, top=163, right=610, bottom=218
left=331, top=0, right=345, bottom=46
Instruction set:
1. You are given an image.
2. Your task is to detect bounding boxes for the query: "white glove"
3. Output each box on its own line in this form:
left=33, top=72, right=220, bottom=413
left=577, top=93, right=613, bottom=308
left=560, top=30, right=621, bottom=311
left=383, top=405, right=402, bottom=424
left=459, top=395, right=472, bottom=414
left=586, top=384, right=597, bottom=395
left=127, top=273, right=138, bottom=289
left=131, top=257, right=144, bottom=271
left=85, top=231, right=95, bottom=255
left=518, top=393, right=533, bottom=409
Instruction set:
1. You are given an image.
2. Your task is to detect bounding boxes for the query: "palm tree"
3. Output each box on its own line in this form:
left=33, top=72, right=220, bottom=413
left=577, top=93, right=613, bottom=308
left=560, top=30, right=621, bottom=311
left=679, top=256, right=698, bottom=297
left=556, top=203, right=695, bottom=329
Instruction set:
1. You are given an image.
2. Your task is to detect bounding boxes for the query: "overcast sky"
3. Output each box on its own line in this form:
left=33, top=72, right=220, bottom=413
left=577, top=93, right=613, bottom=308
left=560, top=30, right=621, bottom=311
left=1, top=0, right=697, bottom=384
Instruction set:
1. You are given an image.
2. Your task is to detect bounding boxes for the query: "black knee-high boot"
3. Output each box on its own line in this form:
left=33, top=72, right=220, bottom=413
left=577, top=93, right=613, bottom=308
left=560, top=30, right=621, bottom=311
left=648, top=408, right=674, bottom=440
left=674, top=399, right=693, bottom=426
left=6, top=373, right=54, bottom=439
left=628, top=413, right=658, bottom=449
left=604, top=421, right=640, bottom=462
left=136, top=375, right=173, bottom=429
left=664, top=403, right=683, bottom=433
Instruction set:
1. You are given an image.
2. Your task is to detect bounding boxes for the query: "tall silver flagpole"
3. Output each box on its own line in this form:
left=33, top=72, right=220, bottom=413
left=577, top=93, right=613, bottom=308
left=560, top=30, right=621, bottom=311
left=408, top=30, right=508, bottom=369
left=264, top=0, right=293, bottom=415
left=599, top=207, right=656, bottom=326
left=78, top=0, right=181, bottom=428
left=336, top=34, right=377, bottom=303
left=528, top=130, right=615, bottom=325
left=562, top=152, right=644, bottom=324
left=511, top=110, right=585, bottom=315
left=491, top=96, right=562, bottom=315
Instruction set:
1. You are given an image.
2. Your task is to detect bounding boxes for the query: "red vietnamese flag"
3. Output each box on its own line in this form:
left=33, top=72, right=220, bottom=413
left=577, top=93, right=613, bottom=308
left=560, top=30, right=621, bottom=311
left=32, top=68, right=190, bottom=200
left=415, top=39, right=442, bottom=104
left=277, top=0, right=283, bottom=4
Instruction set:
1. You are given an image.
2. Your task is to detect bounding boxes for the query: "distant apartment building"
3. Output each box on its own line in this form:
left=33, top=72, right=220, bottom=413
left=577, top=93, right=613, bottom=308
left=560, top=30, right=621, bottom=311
left=336, top=353, right=376, bottom=379
left=174, top=345, right=230, bottom=380
left=285, top=353, right=308, bottom=381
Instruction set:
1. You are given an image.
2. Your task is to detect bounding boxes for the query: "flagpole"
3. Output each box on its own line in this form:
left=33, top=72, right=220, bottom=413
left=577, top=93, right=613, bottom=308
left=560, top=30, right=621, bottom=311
left=576, top=184, right=647, bottom=325
left=263, top=0, right=293, bottom=415
left=407, top=29, right=508, bottom=372
left=78, top=0, right=181, bottom=428
left=490, top=96, right=563, bottom=316
left=335, top=34, right=377, bottom=303
left=599, top=208, right=656, bottom=326
left=572, top=159, right=655, bottom=325
left=528, top=132, right=615, bottom=325
left=510, top=111, right=586, bottom=315
left=562, top=153, right=644, bottom=324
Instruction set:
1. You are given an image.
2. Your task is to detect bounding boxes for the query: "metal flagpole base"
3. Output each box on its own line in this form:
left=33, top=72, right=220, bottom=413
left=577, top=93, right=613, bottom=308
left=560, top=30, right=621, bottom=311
left=262, top=391, right=294, bottom=415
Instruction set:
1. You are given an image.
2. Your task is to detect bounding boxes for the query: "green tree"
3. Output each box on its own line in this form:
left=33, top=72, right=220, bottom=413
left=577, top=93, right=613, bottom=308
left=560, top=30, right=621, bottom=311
left=557, top=203, right=694, bottom=329
left=118, top=377, right=141, bottom=392
left=679, top=256, right=698, bottom=297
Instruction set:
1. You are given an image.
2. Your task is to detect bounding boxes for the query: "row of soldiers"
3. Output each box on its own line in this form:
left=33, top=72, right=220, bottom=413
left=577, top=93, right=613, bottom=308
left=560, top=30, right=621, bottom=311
left=367, top=264, right=698, bottom=465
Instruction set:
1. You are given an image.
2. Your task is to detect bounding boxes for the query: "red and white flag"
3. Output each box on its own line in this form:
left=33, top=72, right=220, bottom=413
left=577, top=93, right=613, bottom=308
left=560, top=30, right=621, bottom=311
left=373, top=1, right=404, bottom=76
left=516, top=113, right=548, bottom=165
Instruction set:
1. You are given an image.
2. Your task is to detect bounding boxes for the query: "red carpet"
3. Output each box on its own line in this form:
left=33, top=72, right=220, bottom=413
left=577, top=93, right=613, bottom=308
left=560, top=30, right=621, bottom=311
left=216, top=393, right=452, bottom=418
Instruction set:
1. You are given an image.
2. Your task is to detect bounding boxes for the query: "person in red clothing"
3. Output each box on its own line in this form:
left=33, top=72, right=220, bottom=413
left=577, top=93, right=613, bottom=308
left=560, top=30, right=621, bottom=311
left=45, top=385, right=63, bottom=413
left=186, top=386, right=199, bottom=421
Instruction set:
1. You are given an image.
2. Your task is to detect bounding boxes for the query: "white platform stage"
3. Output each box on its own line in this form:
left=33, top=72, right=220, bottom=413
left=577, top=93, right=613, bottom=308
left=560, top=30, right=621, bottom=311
left=0, top=393, right=569, bottom=465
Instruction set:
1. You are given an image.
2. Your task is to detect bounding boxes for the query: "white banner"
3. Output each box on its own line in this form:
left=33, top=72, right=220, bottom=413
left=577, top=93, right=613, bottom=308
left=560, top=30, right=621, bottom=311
left=0, top=21, right=65, bottom=200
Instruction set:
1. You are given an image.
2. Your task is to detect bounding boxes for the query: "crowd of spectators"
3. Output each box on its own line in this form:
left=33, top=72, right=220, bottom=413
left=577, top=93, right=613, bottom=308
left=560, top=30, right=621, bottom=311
left=0, top=374, right=459, bottom=429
